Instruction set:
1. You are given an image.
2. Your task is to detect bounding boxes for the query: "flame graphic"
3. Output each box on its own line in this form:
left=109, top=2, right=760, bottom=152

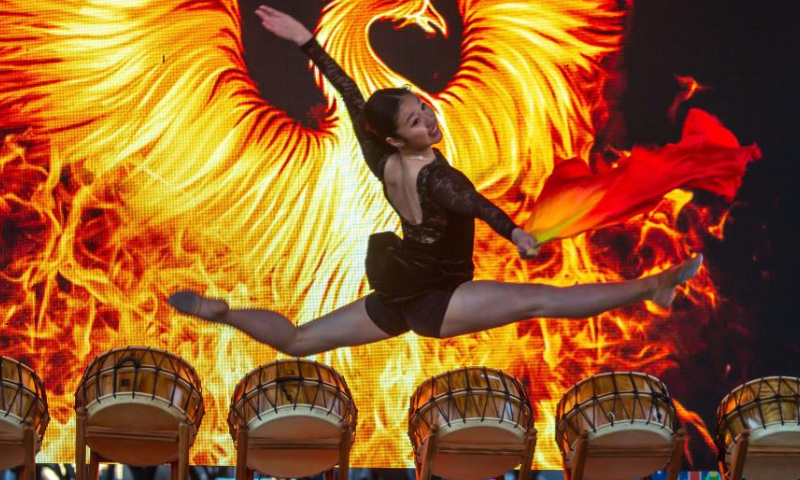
left=0, top=0, right=739, bottom=469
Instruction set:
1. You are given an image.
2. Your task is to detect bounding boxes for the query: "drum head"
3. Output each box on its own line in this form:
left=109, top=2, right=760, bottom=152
left=731, top=426, right=800, bottom=480
left=418, top=424, right=525, bottom=480
left=246, top=412, right=345, bottom=477
left=85, top=400, right=188, bottom=465
left=564, top=424, right=673, bottom=480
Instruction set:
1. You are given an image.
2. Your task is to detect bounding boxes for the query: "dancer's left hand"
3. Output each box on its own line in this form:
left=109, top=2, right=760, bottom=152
left=255, top=5, right=313, bottom=46
left=512, top=228, right=540, bottom=260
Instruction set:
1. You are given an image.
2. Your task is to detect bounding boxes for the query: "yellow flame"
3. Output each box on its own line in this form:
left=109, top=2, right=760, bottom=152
left=0, top=0, right=719, bottom=468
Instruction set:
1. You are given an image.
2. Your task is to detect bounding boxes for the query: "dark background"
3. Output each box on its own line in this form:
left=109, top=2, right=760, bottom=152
left=622, top=0, right=799, bottom=468
left=238, top=0, right=798, bottom=469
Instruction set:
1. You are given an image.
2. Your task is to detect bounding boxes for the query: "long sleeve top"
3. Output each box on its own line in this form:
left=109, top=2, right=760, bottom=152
left=300, top=38, right=519, bottom=295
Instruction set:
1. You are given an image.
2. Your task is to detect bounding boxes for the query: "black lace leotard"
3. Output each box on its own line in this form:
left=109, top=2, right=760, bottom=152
left=301, top=38, right=519, bottom=337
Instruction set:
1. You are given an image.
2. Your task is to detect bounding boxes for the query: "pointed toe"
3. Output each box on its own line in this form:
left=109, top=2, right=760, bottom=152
left=168, top=290, right=201, bottom=315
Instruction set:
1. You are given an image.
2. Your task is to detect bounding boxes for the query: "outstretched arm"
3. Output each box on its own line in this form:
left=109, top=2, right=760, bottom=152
left=427, top=166, right=539, bottom=259
left=255, top=6, right=387, bottom=178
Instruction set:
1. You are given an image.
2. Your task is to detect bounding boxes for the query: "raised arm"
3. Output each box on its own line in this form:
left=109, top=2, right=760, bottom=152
left=255, top=6, right=386, bottom=178
left=427, top=166, right=539, bottom=258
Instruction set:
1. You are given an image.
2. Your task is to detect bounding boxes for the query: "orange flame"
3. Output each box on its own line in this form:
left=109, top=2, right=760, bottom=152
left=0, top=0, right=730, bottom=469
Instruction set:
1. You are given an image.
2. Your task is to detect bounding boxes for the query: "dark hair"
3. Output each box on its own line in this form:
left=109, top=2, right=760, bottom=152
left=361, top=87, right=413, bottom=148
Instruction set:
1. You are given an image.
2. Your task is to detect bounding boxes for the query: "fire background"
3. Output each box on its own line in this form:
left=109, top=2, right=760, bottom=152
left=0, top=0, right=797, bottom=477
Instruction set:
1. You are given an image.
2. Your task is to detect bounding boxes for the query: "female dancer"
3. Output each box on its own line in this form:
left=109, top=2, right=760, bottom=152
left=168, top=6, right=703, bottom=356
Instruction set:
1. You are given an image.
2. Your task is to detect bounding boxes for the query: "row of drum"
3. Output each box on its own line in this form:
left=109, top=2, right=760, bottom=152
left=1, top=347, right=799, bottom=480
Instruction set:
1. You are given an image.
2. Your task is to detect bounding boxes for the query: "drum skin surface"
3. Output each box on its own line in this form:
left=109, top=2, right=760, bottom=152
left=0, top=356, right=50, bottom=470
left=74, top=347, right=205, bottom=466
left=408, top=367, right=534, bottom=480
left=716, top=376, right=800, bottom=480
left=228, top=359, right=357, bottom=478
left=556, top=372, right=677, bottom=480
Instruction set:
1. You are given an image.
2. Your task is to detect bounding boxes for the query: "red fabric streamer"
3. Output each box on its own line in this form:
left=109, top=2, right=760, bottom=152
left=525, top=109, right=762, bottom=243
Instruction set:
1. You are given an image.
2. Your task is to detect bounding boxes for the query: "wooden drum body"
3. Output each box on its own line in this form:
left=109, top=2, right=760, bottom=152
left=0, top=356, right=49, bottom=470
left=716, top=376, right=800, bottom=480
left=74, top=347, right=204, bottom=466
left=228, top=359, right=357, bottom=478
left=408, top=367, right=534, bottom=480
left=556, top=372, right=677, bottom=480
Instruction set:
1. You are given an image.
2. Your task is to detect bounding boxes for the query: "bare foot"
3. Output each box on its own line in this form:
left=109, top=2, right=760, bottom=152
left=168, top=290, right=229, bottom=321
left=650, top=254, right=704, bottom=308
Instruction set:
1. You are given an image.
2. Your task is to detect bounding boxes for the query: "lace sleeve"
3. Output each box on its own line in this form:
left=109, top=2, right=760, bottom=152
left=300, top=38, right=387, bottom=178
left=427, top=166, right=518, bottom=240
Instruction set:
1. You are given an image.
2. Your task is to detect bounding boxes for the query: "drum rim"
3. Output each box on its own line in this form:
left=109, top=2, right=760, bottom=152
left=0, top=356, right=51, bottom=436
left=557, top=415, right=677, bottom=446
left=227, top=358, right=357, bottom=436
left=556, top=410, right=678, bottom=448
left=561, top=419, right=676, bottom=453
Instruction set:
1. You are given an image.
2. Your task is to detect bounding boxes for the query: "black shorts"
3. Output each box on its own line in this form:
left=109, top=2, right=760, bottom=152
left=364, top=288, right=458, bottom=339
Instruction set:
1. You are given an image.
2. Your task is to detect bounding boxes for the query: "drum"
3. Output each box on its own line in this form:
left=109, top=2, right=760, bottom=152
left=716, top=376, right=800, bottom=480
left=408, top=367, right=534, bottom=480
left=555, top=372, right=677, bottom=480
left=74, top=346, right=205, bottom=466
left=0, top=356, right=50, bottom=469
left=228, top=359, right=357, bottom=478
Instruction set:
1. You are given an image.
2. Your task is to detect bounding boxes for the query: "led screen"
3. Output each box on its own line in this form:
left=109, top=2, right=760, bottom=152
left=0, top=0, right=791, bottom=471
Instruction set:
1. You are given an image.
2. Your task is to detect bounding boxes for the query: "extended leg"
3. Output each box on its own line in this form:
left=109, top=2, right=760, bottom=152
left=169, top=295, right=392, bottom=356
left=440, top=255, right=702, bottom=337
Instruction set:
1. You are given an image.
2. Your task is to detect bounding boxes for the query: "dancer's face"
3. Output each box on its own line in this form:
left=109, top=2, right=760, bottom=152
left=388, top=94, right=442, bottom=150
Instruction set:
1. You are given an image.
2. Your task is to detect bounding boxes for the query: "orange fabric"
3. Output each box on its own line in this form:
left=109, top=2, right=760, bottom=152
left=525, top=109, right=761, bottom=242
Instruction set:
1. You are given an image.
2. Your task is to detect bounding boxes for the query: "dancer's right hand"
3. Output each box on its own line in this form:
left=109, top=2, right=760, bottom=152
left=255, top=6, right=313, bottom=46
left=512, top=228, right=540, bottom=260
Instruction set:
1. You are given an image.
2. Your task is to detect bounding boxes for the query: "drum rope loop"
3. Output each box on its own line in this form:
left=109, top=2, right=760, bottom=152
left=111, top=352, right=142, bottom=400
